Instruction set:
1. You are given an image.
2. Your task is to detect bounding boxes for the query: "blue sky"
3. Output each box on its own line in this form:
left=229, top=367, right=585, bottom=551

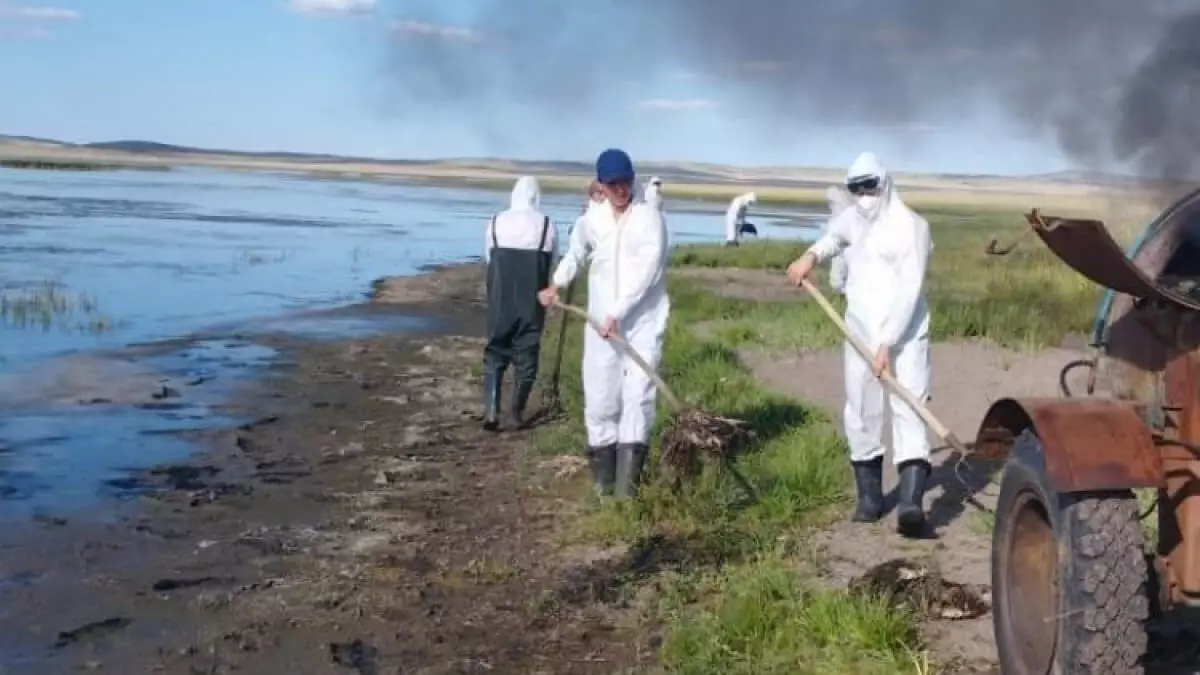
left=0, top=0, right=1072, bottom=175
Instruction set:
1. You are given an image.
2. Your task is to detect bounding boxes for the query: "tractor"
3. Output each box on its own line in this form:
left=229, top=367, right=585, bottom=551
left=978, top=187, right=1200, bottom=673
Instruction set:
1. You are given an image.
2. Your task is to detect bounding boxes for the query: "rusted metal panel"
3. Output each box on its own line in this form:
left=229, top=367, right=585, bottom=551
left=1158, top=350, right=1200, bottom=603
left=1024, top=209, right=1200, bottom=312
left=974, top=397, right=1164, bottom=492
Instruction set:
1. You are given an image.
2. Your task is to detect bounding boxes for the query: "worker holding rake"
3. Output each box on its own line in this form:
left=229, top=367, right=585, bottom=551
left=538, top=148, right=671, bottom=499
left=786, top=152, right=935, bottom=537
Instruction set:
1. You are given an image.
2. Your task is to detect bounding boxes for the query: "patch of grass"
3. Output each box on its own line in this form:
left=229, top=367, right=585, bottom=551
left=671, top=204, right=1153, bottom=349
left=532, top=279, right=926, bottom=672
left=0, top=158, right=168, bottom=172
left=0, top=281, right=118, bottom=334
left=658, top=556, right=928, bottom=675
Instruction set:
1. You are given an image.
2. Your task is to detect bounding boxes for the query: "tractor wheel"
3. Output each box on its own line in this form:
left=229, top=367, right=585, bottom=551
left=992, top=429, right=1150, bottom=674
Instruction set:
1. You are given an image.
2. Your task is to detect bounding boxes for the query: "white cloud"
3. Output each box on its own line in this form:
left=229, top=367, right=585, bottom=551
left=391, top=19, right=479, bottom=43
left=0, top=4, right=80, bottom=21
left=635, top=98, right=718, bottom=111
left=288, top=0, right=375, bottom=16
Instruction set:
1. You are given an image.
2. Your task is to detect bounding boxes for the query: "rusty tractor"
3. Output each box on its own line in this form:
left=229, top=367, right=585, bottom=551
left=977, top=189, right=1200, bottom=674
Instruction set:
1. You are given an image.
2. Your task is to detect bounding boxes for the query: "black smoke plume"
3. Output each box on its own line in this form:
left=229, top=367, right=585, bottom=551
left=385, top=1, right=1200, bottom=184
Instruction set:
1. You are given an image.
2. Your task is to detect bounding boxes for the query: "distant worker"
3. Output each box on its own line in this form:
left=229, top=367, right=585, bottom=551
left=824, top=185, right=852, bottom=295
left=724, top=191, right=758, bottom=246
left=481, top=175, right=556, bottom=432
left=538, top=149, right=670, bottom=499
left=644, top=175, right=664, bottom=211
left=785, top=152, right=933, bottom=537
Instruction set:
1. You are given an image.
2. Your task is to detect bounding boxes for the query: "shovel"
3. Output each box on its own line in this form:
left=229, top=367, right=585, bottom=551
left=798, top=278, right=968, bottom=455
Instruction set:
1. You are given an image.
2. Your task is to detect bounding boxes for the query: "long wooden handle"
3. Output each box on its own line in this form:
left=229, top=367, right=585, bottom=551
left=799, top=278, right=967, bottom=453
left=545, top=281, right=576, bottom=396
left=553, top=301, right=685, bottom=411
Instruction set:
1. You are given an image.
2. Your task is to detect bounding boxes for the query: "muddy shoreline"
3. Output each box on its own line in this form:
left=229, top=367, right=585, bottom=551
left=0, top=264, right=645, bottom=674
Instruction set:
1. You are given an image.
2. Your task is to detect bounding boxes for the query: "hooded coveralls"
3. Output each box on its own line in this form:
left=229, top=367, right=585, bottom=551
left=551, top=190, right=670, bottom=492
left=482, top=176, right=556, bottom=429
left=644, top=176, right=664, bottom=211
left=724, top=192, right=757, bottom=245
left=805, top=153, right=933, bottom=468
left=824, top=186, right=853, bottom=295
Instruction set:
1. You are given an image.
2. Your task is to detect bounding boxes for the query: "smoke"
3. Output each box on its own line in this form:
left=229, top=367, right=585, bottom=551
left=384, top=1, right=1200, bottom=183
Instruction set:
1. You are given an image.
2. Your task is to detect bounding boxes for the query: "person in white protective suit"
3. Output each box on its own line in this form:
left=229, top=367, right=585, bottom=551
left=786, top=152, right=934, bottom=537
left=724, top=191, right=757, bottom=246
left=824, top=186, right=852, bottom=295
left=538, top=148, right=670, bottom=499
left=480, top=176, right=557, bottom=431
left=644, top=175, right=664, bottom=211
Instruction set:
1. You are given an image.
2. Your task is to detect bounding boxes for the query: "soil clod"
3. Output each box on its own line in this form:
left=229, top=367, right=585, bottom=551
left=848, top=558, right=990, bottom=621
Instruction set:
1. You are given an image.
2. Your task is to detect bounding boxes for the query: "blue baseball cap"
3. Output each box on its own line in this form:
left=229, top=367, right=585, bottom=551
left=595, top=148, right=635, bottom=184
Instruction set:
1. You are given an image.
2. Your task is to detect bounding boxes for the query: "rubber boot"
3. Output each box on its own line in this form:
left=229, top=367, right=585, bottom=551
left=509, top=380, right=534, bottom=430
left=615, top=443, right=650, bottom=499
left=585, top=444, right=617, bottom=496
left=481, top=367, right=502, bottom=432
left=850, top=457, right=885, bottom=523
left=896, top=459, right=932, bottom=537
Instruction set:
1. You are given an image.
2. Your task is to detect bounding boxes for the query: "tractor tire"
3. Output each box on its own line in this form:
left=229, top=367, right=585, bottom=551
left=992, top=429, right=1150, bottom=674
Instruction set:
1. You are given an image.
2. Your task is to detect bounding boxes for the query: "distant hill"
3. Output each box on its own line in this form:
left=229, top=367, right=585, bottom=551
left=0, top=132, right=1153, bottom=186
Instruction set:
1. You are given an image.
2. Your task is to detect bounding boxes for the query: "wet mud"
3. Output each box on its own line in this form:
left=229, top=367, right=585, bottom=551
left=0, top=265, right=647, bottom=674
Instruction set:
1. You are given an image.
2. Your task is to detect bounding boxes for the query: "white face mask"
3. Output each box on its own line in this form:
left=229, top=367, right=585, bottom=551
left=855, top=194, right=881, bottom=218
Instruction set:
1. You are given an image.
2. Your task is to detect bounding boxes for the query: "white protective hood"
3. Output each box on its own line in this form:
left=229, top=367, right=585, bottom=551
left=510, top=175, right=541, bottom=210
left=845, top=152, right=895, bottom=222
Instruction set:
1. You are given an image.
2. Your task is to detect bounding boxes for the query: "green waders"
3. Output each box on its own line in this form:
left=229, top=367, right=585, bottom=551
left=482, top=216, right=552, bottom=431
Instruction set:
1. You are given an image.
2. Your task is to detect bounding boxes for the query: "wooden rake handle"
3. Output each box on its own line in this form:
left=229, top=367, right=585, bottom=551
left=798, top=278, right=969, bottom=454
left=551, top=300, right=685, bottom=412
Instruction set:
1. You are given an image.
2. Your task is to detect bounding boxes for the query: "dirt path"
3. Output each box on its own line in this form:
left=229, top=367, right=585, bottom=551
left=0, top=266, right=649, bottom=674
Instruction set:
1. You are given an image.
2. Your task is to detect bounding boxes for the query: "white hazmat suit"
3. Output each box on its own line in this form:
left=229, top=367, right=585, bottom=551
left=804, top=153, right=932, bottom=468
left=824, top=186, right=852, bottom=294
left=724, top=192, right=756, bottom=244
left=551, top=199, right=671, bottom=449
left=644, top=176, right=664, bottom=211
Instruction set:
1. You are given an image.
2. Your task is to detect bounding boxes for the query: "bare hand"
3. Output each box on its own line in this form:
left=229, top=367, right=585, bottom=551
left=600, top=316, right=618, bottom=339
left=872, top=346, right=891, bottom=378
left=537, top=286, right=559, bottom=308
left=786, top=254, right=815, bottom=286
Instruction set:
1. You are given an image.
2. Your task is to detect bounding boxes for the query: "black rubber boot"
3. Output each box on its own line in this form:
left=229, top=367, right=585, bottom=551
left=896, top=459, right=932, bottom=537
left=481, top=367, right=502, bottom=432
left=585, top=444, right=617, bottom=496
left=850, top=457, right=885, bottom=523
left=509, top=380, right=534, bottom=430
left=615, top=443, right=650, bottom=499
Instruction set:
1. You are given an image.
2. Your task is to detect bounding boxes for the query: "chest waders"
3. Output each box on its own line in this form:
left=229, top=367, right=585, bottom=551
left=482, top=215, right=552, bottom=431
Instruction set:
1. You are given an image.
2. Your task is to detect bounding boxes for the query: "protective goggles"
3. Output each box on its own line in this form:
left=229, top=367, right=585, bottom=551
left=846, top=176, right=881, bottom=195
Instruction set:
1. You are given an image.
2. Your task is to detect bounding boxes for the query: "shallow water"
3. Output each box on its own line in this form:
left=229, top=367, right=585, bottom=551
left=0, top=166, right=823, bottom=517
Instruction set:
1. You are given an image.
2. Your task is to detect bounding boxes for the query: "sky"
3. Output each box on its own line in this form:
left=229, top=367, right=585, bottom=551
left=0, top=0, right=1178, bottom=176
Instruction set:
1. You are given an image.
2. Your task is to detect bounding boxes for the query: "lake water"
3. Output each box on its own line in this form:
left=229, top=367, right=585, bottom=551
left=0, top=166, right=825, bottom=517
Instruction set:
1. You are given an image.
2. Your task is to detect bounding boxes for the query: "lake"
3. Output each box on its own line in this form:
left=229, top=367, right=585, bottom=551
left=0, top=166, right=825, bottom=517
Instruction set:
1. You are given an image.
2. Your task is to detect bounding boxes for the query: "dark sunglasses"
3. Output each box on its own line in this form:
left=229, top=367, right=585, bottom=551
left=846, top=176, right=881, bottom=195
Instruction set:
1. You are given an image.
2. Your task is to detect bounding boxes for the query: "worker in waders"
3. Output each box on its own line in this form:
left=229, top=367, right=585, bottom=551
left=481, top=175, right=557, bottom=431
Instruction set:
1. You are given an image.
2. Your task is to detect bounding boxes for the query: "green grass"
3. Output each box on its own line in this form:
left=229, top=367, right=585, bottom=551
left=671, top=205, right=1150, bottom=350
left=532, top=278, right=928, bottom=673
